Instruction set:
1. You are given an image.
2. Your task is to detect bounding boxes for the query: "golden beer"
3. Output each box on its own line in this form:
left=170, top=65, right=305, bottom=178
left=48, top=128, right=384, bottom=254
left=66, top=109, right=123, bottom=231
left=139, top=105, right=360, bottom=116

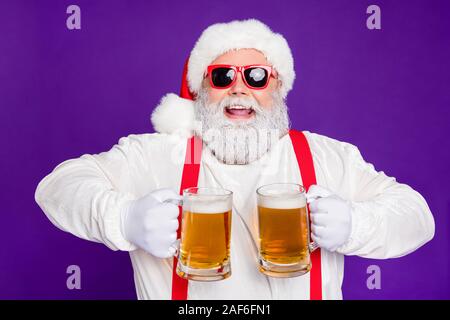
left=256, top=183, right=314, bottom=278
left=176, top=187, right=233, bottom=281
left=180, top=210, right=231, bottom=269
left=258, top=206, right=309, bottom=265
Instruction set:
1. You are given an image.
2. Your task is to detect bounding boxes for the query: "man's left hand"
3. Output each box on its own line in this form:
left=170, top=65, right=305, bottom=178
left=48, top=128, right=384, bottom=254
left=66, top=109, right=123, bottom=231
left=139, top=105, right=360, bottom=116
left=306, top=185, right=352, bottom=252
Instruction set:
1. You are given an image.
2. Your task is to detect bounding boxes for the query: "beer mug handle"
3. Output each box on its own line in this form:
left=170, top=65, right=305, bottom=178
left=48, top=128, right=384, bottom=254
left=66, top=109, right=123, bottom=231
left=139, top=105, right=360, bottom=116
left=306, top=194, right=323, bottom=253
left=163, top=197, right=183, bottom=257
left=163, top=198, right=183, bottom=206
left=309, top=241, right=319, bottom=252
left=169, top=239, right=181, bottom=257
left=305, top=193, right=322, bottom=204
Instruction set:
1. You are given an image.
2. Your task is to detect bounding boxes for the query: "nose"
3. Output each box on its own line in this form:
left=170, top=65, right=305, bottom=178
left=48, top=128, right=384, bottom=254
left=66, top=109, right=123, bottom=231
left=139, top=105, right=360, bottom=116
left=228, top=71, right=250, bottom=97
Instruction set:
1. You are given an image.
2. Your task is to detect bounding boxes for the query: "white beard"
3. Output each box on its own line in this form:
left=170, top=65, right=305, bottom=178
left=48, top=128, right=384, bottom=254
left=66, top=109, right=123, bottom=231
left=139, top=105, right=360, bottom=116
left=194, top=87, right=290, bottom=165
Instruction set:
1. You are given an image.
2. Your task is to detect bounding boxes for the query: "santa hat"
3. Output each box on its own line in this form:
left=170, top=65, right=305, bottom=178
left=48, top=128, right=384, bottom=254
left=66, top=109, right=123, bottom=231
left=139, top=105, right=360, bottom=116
left=151, top=18, right=295, bottom=137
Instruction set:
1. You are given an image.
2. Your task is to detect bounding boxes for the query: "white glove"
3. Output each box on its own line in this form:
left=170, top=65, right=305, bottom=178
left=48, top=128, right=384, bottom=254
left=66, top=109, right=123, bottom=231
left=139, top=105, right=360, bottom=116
left=121, top=188, right=181, bottom=258
left=306, top=185, right=352, bottom=252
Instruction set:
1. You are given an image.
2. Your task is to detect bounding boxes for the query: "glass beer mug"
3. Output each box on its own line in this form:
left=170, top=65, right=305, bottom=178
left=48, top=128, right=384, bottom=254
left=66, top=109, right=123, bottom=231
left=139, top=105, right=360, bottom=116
left=256, top=183, right=318, bottom=278
left=169, top=187, right=233, bottom=281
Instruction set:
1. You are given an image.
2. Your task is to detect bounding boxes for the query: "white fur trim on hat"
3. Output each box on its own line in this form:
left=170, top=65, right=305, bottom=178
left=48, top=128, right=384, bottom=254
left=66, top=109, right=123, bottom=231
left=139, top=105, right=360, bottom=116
left=187, top=19, right=295, bottom=99
left=151, top=93, right=197, bottom=137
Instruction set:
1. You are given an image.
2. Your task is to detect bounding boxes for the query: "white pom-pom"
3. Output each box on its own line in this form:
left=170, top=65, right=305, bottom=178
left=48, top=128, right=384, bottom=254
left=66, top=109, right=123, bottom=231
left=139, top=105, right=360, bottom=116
left=150, top=93, right=197, bottom=138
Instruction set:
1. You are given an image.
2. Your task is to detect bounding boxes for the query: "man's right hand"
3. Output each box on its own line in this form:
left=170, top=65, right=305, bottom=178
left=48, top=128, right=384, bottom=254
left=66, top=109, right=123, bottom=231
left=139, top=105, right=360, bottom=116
left=121, top=188, right=181, bottom=258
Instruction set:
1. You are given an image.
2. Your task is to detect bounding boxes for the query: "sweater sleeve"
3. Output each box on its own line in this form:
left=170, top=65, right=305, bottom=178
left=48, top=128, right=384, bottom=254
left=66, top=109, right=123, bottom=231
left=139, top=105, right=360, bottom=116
left=306, top=132, right=435, bottom=259
left=34, top=134, right=156, bottom=251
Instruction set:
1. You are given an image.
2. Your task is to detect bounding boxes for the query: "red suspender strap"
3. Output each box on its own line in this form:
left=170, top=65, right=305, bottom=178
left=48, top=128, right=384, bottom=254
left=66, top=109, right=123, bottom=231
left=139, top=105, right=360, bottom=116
left=289, top=129, right=323, bottom=300
left=171, top=136, right=202, bottom=300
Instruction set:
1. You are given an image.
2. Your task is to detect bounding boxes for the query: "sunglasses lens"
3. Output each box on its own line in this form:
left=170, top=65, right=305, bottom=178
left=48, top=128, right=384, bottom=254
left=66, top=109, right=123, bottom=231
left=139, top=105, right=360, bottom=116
left=244, top=67, right=269, bottom=88
left=211, top=68, right=235, bottom=87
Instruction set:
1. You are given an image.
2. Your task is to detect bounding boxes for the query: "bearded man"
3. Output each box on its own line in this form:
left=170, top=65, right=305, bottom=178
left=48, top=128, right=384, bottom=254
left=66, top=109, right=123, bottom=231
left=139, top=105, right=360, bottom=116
left=35, top=19, right=435, bottom=300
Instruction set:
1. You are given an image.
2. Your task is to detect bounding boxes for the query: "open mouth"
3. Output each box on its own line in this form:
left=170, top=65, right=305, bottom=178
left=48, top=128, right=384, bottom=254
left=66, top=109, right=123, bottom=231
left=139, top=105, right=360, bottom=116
left=224, top=105, right=255, bottom=119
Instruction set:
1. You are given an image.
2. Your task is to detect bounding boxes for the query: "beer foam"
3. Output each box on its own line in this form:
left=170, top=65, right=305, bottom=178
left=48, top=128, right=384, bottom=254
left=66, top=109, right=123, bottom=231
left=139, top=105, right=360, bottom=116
left=184, top=196, right=231, bottom=214
left=258, top=195, right=306, bottom=209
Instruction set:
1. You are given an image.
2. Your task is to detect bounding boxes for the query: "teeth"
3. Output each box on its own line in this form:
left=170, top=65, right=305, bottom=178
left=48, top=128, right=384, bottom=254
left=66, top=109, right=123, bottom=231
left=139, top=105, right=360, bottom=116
left=227, top=105, right=252, bottom=110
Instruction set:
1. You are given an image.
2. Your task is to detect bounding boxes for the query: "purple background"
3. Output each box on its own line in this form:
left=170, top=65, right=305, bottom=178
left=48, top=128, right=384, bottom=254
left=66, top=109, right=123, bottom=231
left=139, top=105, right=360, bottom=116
left=1, top=0, right=449, bottom=299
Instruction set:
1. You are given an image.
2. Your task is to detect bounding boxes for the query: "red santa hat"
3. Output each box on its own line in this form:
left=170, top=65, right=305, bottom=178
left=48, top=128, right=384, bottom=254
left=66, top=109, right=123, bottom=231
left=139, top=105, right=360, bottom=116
left=151, top=18, right=295, bottom=137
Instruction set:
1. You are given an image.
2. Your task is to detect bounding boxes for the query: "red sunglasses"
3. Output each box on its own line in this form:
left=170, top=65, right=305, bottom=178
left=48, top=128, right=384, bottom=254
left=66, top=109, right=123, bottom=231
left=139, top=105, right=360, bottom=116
left=204, top=64, right=276, bottom=90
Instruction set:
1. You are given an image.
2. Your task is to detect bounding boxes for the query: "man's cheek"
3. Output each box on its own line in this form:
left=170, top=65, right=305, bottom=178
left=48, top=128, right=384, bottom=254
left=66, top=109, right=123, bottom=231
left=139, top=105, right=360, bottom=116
left=208, top=90, right=224, bottom=104
left=260, top=96, right=275, bottom=109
